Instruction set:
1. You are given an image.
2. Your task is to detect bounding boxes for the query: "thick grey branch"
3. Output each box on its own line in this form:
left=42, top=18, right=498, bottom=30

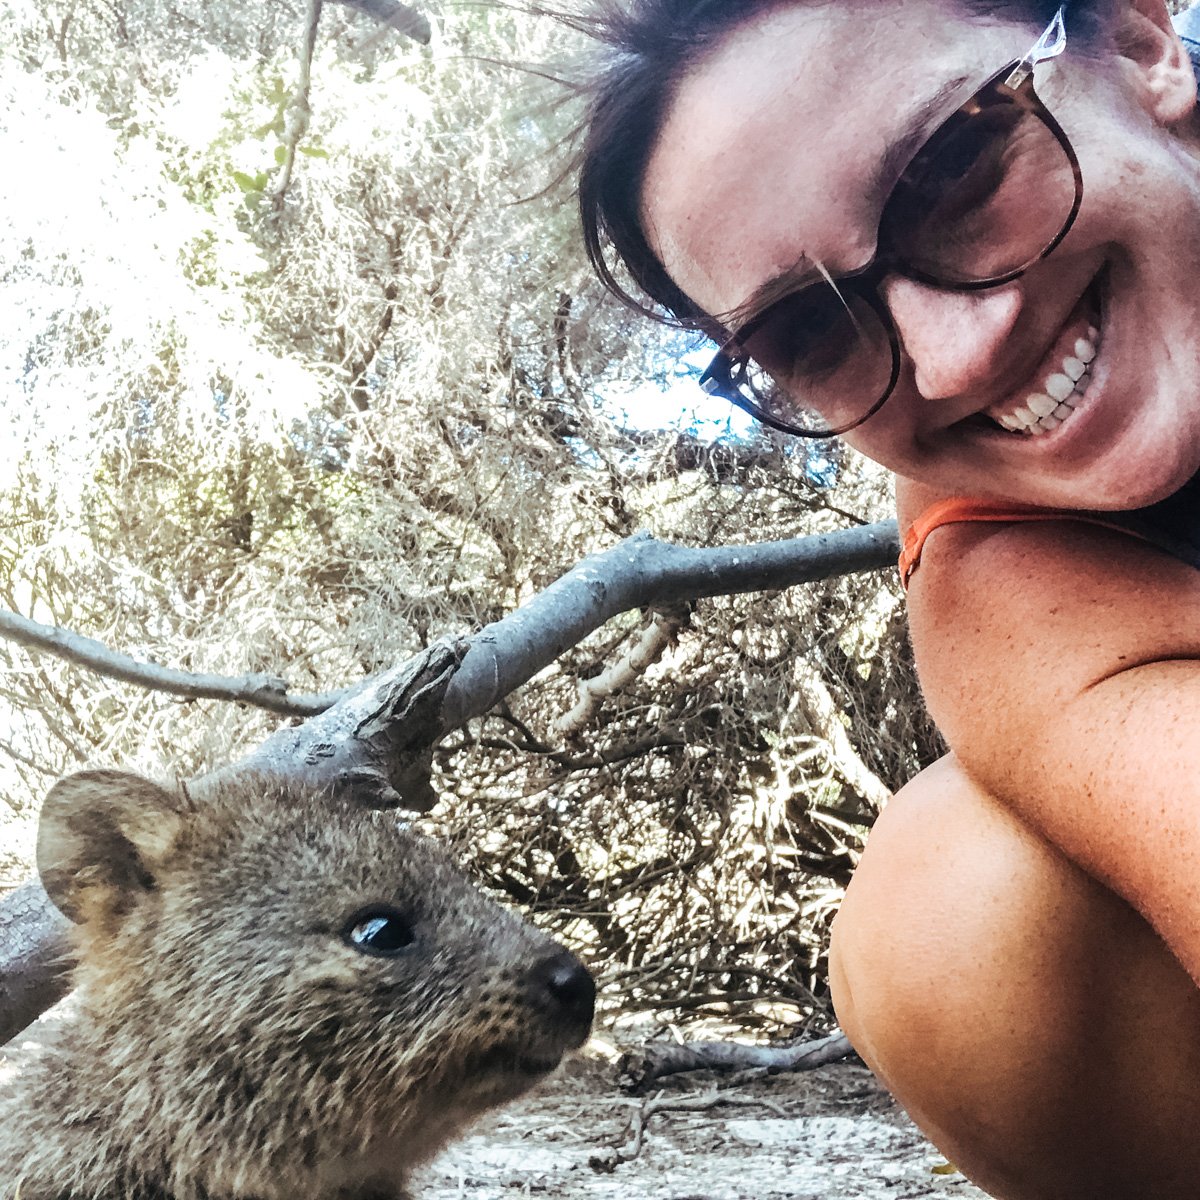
left=207, top=522, right=901, bottom=808
left=0, top=882, right=72, bottom=1041
left=0, top=608, right=340, bottom=716
left=334, top=0, right=430, bottom=42
left=440, top=522, right=901, bottom=730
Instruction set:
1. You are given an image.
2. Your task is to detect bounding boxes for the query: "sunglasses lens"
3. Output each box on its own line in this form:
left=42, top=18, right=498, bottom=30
left=734, top=287, right=896, bottom=435
left=883, top=92, right=1079, bottom=284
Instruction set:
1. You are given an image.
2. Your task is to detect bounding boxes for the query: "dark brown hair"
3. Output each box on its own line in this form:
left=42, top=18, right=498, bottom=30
left=571, top=0, right=1111, bottom=325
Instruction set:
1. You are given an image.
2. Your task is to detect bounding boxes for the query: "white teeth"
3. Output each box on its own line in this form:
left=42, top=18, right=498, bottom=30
left=1045, top=373, right=1075, bottom=401
left=988, top=316, right=1101, bottom=436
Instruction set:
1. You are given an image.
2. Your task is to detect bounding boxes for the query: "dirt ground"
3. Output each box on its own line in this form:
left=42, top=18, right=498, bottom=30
left=412, top=1050, right=991, bottom=1200
left=1, top=1007, right=990, bottom=1200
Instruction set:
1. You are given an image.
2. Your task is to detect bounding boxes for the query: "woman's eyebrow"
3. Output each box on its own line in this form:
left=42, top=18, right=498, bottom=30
left=724, top=259, right=819, bottom=333
left=867, top=73, right=974, bottom=201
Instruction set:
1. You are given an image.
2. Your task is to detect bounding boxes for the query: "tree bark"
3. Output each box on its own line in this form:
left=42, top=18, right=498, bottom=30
left=0, top=882, right=72, bottom=1043
left=0, top=522, right=900, bottom=1044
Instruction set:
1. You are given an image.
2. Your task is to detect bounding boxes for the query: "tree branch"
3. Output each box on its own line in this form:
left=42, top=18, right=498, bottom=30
left=333, top=0, right=430, bottom=43
left=0, top=608, right=341, bottom=716
left=272, top=0, right=323, bottom=203
left=554, top=608, right=685, bottom=737
left=0, top=882, right=71, bottom=1042
left=791, top=659, right=891, bottom=813
left=0, top=521, right=900, bottom=1043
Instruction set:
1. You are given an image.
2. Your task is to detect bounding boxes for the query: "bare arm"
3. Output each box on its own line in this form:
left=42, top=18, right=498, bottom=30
left=903, top=505, right=1200, bottom=982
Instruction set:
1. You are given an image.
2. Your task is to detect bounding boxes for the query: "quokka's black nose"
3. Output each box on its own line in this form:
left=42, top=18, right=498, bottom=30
left=532, top=951, right=596, bottom=1026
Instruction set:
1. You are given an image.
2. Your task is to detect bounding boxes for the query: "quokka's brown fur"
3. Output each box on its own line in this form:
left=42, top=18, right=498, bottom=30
left=0, top=770, right=594, bottom=1200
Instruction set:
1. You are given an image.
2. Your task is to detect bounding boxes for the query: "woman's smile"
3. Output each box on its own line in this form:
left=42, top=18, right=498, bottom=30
left=981, top=286, right=1100, bottom=437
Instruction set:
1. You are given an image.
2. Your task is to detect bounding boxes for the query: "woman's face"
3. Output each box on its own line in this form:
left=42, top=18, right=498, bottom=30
left=640, top=0, right=1200, bottom=510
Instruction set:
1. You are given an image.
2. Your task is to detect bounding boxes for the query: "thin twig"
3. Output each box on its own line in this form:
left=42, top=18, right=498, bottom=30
left=0, top=608, right=340, bottom=716
left=272, top=0, right=323, bottom=203
left=591, top=1091, right=790, bottom=1171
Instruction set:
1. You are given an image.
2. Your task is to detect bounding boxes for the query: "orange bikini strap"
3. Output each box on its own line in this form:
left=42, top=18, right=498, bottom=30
left=899, top=497, right=1148, bottom=588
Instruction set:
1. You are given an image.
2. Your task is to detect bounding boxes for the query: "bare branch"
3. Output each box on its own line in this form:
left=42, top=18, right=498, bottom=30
left=554, top=608, right=685, bottom=738
left=0, top=608, right=341, bottom=717
left=791, top=660, right=891, bottom=813
left=592, top=1090, right=794, bottom=1170
left=344, top=282, right=399, bottom=413
left=271, top=0, right=324, bottom=203
left=439, top=523, right=901, bottom=735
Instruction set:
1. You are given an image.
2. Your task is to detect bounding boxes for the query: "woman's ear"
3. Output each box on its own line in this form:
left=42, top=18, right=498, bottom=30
left=1113, top=0, right=1197, bottom=128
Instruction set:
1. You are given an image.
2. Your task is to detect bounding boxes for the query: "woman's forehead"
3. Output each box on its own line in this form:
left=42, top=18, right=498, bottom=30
left=640, top=0, right=1033, bottom=321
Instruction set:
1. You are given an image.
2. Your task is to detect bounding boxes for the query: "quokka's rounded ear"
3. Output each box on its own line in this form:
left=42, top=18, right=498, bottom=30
left=37, top=770, right=189, bottom=926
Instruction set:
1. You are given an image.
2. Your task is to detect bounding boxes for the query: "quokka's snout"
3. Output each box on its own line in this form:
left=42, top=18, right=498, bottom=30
left=530, top=949, right=596, bottom=1032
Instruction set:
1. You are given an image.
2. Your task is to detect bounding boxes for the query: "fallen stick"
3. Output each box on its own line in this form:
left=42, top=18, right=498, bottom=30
left=618, top=1030, right=855, bottom=1093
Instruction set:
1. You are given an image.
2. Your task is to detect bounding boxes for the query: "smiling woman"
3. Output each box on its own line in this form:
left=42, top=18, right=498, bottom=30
left=569, top=2, right=1200, bottom=1198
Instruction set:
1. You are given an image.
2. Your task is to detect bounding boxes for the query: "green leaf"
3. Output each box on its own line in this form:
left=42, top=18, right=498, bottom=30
left=231, top=170, right=261, bottom=193
left=274, top=144, right=288, bottom=164
left=298, top=146, right=329, bottom=159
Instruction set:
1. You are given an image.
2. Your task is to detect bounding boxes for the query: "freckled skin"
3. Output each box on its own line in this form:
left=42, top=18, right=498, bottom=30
left=0, top=773, right=593, bottom=1200
left=639, top=1, right=1200, bottom=1196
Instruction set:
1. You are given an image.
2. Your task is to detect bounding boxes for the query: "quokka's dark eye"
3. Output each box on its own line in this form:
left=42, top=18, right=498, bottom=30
left=344, top=907, right=416, bottom=957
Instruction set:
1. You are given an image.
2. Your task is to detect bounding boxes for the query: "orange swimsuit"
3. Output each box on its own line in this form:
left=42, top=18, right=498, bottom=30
left=900, top=478, right=1200, bottom=587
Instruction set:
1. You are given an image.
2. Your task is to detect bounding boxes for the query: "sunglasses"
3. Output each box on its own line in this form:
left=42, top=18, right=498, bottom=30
left=698, top=6, right=1082, bottom=439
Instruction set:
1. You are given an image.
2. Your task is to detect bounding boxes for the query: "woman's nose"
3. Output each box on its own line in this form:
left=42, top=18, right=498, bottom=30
left=880, top=275, right=1023, bottom=400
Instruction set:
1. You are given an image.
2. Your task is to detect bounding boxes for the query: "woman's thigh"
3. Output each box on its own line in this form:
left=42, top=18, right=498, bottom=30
left=829, top=754, right=1200, bottom=1200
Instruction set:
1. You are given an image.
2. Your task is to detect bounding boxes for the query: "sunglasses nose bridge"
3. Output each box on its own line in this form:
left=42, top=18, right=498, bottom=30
left=878, top=273, right=1024, bottom=401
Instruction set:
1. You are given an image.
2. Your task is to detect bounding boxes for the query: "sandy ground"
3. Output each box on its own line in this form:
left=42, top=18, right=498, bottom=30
left=2, top=1007, right=991, bottom=1200
left=412, top=1053, right=992, bottom=1200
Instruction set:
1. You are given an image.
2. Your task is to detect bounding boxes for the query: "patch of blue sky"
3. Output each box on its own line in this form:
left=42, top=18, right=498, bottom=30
left=594, top=338, right=843, bottom=488
left=598, top=343, right=757, bottom=440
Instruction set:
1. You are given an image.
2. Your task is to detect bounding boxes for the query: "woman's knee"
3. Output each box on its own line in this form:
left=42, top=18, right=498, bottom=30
left=831, top=755, right=1057, bottom=1048
left=829, top=755, right=1200, bottom=1199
